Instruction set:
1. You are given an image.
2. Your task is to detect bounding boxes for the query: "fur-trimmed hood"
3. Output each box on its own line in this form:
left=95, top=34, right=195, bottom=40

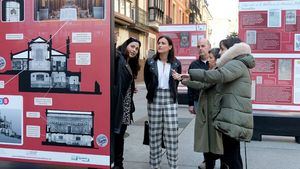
left=216, top=42, right=252, bottom=68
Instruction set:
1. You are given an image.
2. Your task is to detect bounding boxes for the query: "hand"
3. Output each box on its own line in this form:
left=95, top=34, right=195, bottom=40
left=180, top=77, right=190, bottom=86
left=188, top=106, right=196, bottom=114
left=180, top=74, right=190, bottom=79
left=181, top=75, right=190, bottom=82
left=171, top=69, right=182, bottom=81
left=179, top=74, right=190, bottom=84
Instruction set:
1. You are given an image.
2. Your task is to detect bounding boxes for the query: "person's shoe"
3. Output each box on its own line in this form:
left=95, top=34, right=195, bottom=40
left=198, top=161, right=206, bottom=169
left=113, top=166, right=124, bottom=169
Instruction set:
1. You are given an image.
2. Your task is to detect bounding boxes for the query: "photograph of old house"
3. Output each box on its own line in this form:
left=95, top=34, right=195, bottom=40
left=34, top=0, right=105, bottom=21
left=1, top=0, right=24, bottom=22
left=43, top=110, right=94, bottom=148
left=0, top=110, right=22, bottom=145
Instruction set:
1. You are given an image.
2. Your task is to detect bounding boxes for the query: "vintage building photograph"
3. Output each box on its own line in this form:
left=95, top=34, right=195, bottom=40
left=43, top=110, right=94, bottom=147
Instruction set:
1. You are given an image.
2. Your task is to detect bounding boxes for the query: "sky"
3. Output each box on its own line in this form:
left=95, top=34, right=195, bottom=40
left=206, top=0, right=239, bottom=47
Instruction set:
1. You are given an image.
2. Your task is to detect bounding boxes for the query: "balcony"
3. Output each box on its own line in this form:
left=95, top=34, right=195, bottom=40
left=128, top=7, right=149, bottom=33
left=135, top=7, right=148, bottom=27
left=189, top=1, right=200, bottom=15
left=189, top=0, right=201, bottom=24
left=114, top=1, right=135, bottom=26
left=148, top=8, right=164, bottom=30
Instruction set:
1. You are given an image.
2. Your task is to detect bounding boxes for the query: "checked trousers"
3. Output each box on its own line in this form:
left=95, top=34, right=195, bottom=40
left=147, top=89, right=178, bottom=169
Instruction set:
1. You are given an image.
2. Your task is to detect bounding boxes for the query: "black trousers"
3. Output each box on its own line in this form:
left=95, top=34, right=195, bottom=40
left=204, top=152, right=220, bottom=169
left=113, top=124, right=127, bottom=167
left=220, top=134, right=243, bottom=169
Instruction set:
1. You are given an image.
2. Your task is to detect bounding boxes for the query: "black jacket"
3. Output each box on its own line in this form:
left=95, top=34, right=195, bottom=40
left=144, top=57, right=182, bottom=103
left=112, top=51, right=135, bottom=134
left=187, top=59, right=209, bottom=106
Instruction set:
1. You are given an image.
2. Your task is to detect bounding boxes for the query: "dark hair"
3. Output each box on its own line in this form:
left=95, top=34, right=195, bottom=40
left=209, top=48, right=220, bottom=60
left=154, top=35, right=175, bottom=63
left=219, top=37, right=242, bottom=50
left=117, top=37, right=141, bottom=78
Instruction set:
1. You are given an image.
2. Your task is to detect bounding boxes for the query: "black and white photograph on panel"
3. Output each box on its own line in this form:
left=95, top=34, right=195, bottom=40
left=1, top=0, right=24, bottom=22
left=295, top=34, right=300, bottom=51
left=268, top=9, right=281, bottom=27
left=34, top=0, right=105, bottom=21
left=180, top=32, right=190, bottom=48
left=246, top=30, right=257, bottom=45
left=42, top=110, right=94, bottom=148
left=286, top=10, right=296, bottom=25
left=0, top=95, right=23, bottom=145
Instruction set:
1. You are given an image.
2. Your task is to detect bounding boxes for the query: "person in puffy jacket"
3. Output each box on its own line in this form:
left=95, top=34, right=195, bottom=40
left=174, top=37, right=255, bottom=169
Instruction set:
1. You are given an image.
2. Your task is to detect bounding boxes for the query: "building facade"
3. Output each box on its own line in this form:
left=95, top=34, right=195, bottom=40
left=114, top=0, right=211, bottom=81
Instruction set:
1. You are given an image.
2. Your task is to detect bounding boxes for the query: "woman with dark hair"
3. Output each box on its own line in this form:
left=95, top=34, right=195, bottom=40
left=219, top=38, right=242, bottom=53
left=144, top=35, right=181, bottom=169
left=208, top=48, right=220, bottom=69
left=112, top=37, right=141, bottom=169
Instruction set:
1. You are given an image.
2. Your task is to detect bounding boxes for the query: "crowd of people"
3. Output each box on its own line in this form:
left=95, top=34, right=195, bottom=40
left=112, top=35, right=255, bottom=169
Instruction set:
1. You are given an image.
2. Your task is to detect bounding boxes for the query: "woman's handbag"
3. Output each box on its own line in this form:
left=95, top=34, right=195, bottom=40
left=143, top=121, right=149, bottom=145
left=143, top=121, right=165, bottom=148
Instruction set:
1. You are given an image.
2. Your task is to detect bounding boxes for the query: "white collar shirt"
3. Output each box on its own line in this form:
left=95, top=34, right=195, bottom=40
left=157, top=59, right=170, bottom=89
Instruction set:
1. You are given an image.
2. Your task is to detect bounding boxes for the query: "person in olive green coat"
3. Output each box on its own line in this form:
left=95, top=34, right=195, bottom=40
left=185, top=79, right=221, bottom=169
left=188, top=40, right=255, bottom=169
left=189, top=41, right=255, bottom=141
left=183, top=48, right=223, bottom=169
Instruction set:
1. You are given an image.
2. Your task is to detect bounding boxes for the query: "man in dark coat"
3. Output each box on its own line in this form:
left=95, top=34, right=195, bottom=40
left=187, top=38, right=210, bottom=169
left=187, top=38, right=210, bottom=114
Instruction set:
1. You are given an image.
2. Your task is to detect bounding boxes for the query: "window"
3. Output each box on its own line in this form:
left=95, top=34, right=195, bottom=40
left=36, top=74, right=45, bottom=81
left=35, top=49, right=43, bottom=61
left=130, top=8, right=135, bottom=21
left=149, top=0, right=154, bottom=7
left=179, top=9, right=182, bottom=24
left=34, top=0, right=105, bottom=21
left=13, top=60, right=22, bottom=70
left=149, top=37, right=155, bottom=50
left=149, top=8, right=155, bottom=21
left=172, top=4, right=176, bottom=23
left=159, top=0, right=164, bottom=11
left=149, top=0, right=164, bottom=10
left=114, top=0, right=119, bottom=12
left=125, top=0, right=131, bottom=18
left=116, top=0, right=133, bottom=19
left=1, top=0, right=24, bottom=22
left=67, top=125, right=72, bottom=133
left=148, top=0, right=164, bottom=22
left=120, top=0, right=125, bottom=15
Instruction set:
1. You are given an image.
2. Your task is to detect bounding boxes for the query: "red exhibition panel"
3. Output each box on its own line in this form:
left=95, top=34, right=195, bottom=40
left=159, top=24, right=207, bottom=74
left=0, top=0, right=110, bottom=168
left=239, top=0, right=300, bottom=112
